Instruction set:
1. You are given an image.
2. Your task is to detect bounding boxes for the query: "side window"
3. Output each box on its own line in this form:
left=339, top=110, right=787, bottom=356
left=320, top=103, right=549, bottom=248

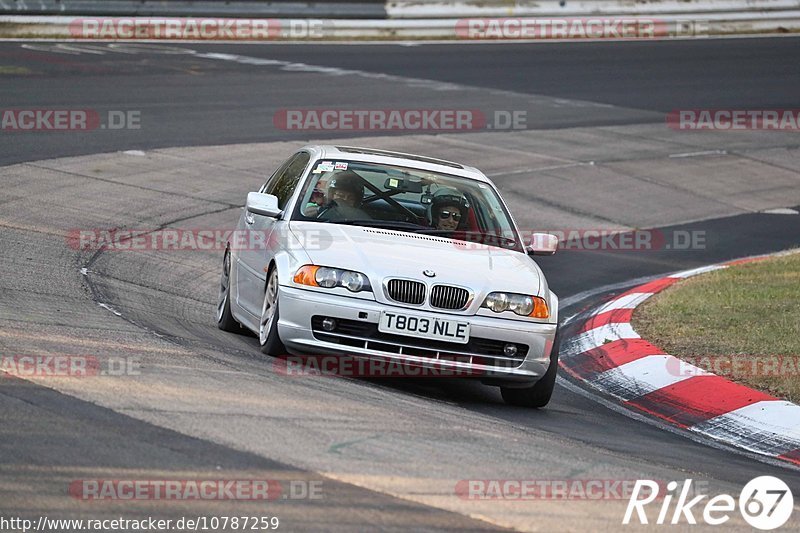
left=259, top=157, right=292, bottom=193
left=264, top=152, right=311, bottom=209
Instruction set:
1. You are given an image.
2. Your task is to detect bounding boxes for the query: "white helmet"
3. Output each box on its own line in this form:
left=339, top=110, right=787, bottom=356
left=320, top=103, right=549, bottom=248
left=429, top=187, right=469, bottom=224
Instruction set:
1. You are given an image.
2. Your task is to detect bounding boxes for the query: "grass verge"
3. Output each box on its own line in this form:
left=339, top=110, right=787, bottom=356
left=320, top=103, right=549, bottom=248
left=632, top=251, right=800, bottom=403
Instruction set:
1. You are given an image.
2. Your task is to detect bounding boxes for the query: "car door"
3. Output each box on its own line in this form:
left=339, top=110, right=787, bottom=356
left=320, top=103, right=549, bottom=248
left=235, top=151, right=311, bottom=318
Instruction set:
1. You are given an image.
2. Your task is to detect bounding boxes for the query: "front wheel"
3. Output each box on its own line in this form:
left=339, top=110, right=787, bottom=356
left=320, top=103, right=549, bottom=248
left=500, top=331, right=560, bottom=408
left=217, top=249, right=241, bottom=332
left=259, top=267, right=286, bottom=356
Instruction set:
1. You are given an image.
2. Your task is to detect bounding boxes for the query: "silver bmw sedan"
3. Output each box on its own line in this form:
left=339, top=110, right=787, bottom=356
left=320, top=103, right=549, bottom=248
left=217, top=145, right=560, bottom=407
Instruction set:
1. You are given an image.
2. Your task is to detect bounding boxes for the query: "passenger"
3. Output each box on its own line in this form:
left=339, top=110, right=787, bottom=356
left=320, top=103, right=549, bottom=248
left=304, top=186, right=326, bottom=216
left=317, top=171, right=370, bottom=221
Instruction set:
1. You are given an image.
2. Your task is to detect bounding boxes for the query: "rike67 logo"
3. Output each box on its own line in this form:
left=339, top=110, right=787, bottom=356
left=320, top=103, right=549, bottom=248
left=624, top=476, right=793, bottom=530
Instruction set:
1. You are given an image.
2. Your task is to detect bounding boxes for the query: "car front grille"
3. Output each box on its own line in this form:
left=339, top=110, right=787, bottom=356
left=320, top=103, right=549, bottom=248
left=386, top=279, right=426, bottom=305
left=430, top=285, right=470, bottom=310
left=311, top=316, right=528, bottom=369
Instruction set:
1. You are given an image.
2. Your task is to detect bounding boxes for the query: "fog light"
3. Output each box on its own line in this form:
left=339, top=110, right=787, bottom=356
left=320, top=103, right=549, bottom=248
left=503, top=343, right=518, bottom=357
left=321, top=317, right=337, bottom=332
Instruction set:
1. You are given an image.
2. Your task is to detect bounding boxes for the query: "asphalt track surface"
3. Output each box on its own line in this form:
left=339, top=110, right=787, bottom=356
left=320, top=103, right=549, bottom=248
left=2, top=37, right=800, bottom=166
left=1, top=38, right=800, bottom=531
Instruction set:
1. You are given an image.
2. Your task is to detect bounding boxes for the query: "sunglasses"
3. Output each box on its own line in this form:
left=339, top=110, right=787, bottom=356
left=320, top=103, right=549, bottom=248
left=438, top=210, right=462, bottom=221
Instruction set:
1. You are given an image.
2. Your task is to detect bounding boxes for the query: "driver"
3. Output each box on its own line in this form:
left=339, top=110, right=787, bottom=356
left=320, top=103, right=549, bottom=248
left=316, top=171, right=370, bottom=220
left=429, top=188, right=469, bottom=231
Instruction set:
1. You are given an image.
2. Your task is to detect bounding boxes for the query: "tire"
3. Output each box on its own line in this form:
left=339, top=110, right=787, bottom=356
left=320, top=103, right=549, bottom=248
left=217, top=248, right=241, bottom=332
left=500, top=330, right=560, bottom=408
left=259, top=266, right=286, bottom=356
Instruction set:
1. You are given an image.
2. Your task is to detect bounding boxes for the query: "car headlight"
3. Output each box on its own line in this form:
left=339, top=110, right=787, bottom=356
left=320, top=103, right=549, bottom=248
left=340, top=270, right=370, bottom=292
left=482, top=292, right=549, bottom=318
left=293, top=265, right=372, bottom=293
left=316, top=267, right=339, bottom=288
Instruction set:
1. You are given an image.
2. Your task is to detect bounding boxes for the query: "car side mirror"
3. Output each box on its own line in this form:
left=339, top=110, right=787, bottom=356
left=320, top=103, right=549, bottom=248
left=246, top=192, right=282, bottom=218
left=526, top=233, right=558, bottom=256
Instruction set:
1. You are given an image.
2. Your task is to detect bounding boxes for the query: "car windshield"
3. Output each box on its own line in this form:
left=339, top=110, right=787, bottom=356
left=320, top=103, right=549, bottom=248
left=292, top=159, right=522, bottom=251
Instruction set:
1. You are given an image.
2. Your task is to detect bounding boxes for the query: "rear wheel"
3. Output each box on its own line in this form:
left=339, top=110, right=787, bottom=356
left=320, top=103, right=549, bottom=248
left=501, top=331, right=560, bottom=408
left=217, top=249, right=241, bottom=332
left=259, top=267, right=286, bottom=356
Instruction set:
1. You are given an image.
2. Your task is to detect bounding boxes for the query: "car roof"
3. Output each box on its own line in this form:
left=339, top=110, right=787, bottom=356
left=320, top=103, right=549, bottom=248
left=300, top=145, right=491, bottom=183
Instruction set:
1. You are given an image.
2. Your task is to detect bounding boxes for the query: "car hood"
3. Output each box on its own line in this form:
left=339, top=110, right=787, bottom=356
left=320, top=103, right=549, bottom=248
left=289, top=221, right=543, bottom=297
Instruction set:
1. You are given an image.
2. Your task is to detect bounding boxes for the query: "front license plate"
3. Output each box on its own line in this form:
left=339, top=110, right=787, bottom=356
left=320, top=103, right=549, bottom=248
left=378, top=311, right=470, bottom=344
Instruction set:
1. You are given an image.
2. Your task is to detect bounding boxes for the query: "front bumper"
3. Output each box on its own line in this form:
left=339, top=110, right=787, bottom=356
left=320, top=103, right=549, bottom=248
left=277, top=285, right=557, bottom=383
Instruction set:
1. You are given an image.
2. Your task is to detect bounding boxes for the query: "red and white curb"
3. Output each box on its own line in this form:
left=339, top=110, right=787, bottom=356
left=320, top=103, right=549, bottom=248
left=560, top=253, right=800, bottom=466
